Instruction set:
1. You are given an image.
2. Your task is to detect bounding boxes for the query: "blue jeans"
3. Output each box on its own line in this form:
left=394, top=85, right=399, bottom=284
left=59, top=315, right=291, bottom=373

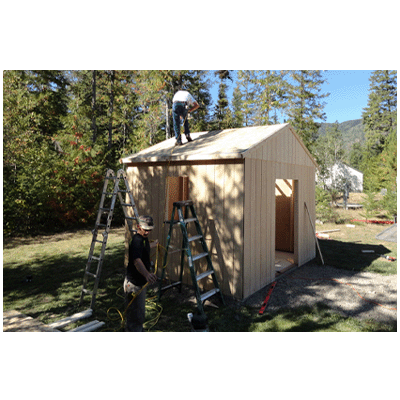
left=172, top=102, right=189, bottom=140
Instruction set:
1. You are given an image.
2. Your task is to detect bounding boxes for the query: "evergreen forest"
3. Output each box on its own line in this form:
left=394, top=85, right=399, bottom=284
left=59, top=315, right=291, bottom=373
left=3, top=70, right=397, bottom=235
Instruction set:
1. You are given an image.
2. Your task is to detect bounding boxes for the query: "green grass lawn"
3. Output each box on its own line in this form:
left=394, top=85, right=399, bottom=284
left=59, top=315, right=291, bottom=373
left=3, top=221, right=397, bottom=332
left=317, top=222, right=397, bottom=274
left=3, top=227, right=127, bottom=327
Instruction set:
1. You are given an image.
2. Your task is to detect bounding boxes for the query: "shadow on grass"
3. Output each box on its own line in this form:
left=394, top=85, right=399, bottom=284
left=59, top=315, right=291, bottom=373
left=149, top=286, right=397, bottom=332
left=204, top=302, right=397, bottom=332
left=318, top=239, right=394, bottom=273
left=3, top=245, right=126, bottom=325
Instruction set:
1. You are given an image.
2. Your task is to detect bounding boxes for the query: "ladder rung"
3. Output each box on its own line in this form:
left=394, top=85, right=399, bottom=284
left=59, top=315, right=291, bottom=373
left=94, top=239, right=104, bottom=244
left=82, top=288, right=93, bottom=295
left=200, top=288, right=219, bottom=302
left=91, top=256, right=101, bottom=261
left=120, top=203, right=133, bottom=207
left=188, top=234, right=202, bottom=242
left=97, top=224, right=107, bottom=228
left=184, top=217, right=197, bottom=223
left=173, top=200, right=193, bottom=207
left=100, top=208, right=111, bottom=212
left=85, top=271, right=97, bottom=279
left=118, top=189, right=129, bottom=193
left=196, top=269, right=214, bottom=281
left=192, top=252, right=208, bottom=262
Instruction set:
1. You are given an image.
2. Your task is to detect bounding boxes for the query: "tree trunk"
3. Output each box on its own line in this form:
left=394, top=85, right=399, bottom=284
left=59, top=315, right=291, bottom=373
left=91, top=70, right=97, bottom=143
left=166, top=100, right=171, bottom=139
left=108, top=70, right=115, bottom=150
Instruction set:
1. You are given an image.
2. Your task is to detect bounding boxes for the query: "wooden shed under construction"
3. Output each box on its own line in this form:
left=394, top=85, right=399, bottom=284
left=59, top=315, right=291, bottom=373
left=121, top=123, right=318, bottom=300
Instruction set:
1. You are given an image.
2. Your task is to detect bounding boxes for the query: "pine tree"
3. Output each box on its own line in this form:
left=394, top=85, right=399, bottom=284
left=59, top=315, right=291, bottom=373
left=3, top=70, right=70, bottom=233
left=212, top=81, right=232, bottom=130
left=380, top=130, right=397, bottom=217
left=210, top=70, right=233, bottom=130
left=286, top=70, right=328, bottom=153
left=134, top=70, right=167, bottom=147
left=236, top=70, right=257, bottom=126
left=253, top=70, right=288, bottom=125
left=362, top=70, right=397, bottom=155
left=231, top=84, right=244, bottom=128
left=349, top=142, right=363, bottom=170
left=361, top=70, right=397, bottom=191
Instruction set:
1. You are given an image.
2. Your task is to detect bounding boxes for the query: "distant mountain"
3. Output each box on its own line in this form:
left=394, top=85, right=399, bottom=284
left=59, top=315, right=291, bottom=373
left=318, top=119, right=365, bottom=153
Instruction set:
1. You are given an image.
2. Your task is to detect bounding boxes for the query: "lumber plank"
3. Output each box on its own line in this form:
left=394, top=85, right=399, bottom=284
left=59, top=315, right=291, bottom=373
left=48, top=309, right=93, bottom=329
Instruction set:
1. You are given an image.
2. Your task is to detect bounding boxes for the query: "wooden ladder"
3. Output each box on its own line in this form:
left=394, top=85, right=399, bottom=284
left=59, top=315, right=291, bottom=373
left=158, top=200, right=225, bottom=316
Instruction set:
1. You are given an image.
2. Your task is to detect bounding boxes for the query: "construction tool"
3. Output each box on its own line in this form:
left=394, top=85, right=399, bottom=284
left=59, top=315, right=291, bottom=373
left=305, top=202, right=324, bottom=265
left=379, top=255, right=396, bottom=261
left=259, top=281, right=277, bottom=315
left=158, top=200, right=225, bottom=316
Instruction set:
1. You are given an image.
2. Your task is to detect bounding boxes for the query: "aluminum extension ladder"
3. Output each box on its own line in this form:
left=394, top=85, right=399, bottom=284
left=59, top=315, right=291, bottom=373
left=158, top=200, right=225, bottom=316
left=79, top=168, right=140, bottom=310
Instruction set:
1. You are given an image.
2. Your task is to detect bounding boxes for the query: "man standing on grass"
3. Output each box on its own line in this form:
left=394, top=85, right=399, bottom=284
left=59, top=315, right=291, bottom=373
left=124, top=216, right=157, bottom=332
left=172, top=87, right=200, bottom=146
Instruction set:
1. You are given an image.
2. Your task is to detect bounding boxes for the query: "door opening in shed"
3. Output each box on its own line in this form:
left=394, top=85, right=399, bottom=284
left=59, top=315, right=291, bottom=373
left=275, top=179, right=297, bottom=275
left=165, top=176, right=189, bottom=221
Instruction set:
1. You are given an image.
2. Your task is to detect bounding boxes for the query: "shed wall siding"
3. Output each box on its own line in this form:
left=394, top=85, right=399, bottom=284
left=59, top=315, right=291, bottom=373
left=125, top=161, right=245, bottom=299
left=243, top=134, right=316, bottom=298
left=124, top=125, right=317, bottom=300
left=245, top=125, right=315, bottom=168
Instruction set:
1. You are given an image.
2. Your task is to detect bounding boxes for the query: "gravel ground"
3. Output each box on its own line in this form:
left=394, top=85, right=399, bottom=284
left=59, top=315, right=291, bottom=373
left=243, top=262, right=397, bottom=325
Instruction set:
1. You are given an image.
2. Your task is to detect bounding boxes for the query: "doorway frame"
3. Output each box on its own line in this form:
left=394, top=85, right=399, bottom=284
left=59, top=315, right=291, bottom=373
left=274, top=178, right=299, bottom=274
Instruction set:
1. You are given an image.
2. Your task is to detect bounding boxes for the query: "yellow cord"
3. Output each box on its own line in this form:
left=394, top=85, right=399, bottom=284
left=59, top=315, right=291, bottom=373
left=104, top=242, right=169, bottom=331
left=103, top=130, right=182, bottom=331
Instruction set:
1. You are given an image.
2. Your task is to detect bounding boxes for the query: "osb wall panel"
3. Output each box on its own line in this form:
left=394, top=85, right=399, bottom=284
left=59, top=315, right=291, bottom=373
left=125, top=161, right=245, bottom=299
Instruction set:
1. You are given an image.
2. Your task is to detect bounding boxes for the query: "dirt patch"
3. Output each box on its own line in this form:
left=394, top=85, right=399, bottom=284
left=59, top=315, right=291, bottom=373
left=3, top=310, right=60, bottom=332
left=243, top=262, right=397, bottom=325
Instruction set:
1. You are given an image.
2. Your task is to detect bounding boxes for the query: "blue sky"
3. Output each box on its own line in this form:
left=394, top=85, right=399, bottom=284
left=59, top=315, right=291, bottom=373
left=210, top=70, right=374, bottom=124
left=319, top=70, right=373, bottom=123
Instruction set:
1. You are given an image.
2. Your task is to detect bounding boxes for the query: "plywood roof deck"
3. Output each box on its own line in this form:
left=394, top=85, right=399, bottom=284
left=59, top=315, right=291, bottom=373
left=122, top=124, right=291, bottom=163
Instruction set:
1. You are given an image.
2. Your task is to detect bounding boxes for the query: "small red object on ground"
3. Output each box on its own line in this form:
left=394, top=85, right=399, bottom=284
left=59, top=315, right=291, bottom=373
left=351, top=219, right=395, bottom=225
left=259, top=281, right=277, bottom=315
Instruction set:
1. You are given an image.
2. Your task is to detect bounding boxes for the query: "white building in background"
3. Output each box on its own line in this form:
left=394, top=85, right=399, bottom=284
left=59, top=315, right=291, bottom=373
left=319, top=162, right=364, bottom=192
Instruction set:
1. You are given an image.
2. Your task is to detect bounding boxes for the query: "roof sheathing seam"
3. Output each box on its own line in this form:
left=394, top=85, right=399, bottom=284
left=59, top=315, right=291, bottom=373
left=122, top=152, right=244, bottom=164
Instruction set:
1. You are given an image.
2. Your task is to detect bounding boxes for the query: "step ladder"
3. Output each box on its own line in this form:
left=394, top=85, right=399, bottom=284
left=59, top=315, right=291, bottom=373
left=158, top=200, right=225, bottom=316
left=79, top=168, right=140, bottom=310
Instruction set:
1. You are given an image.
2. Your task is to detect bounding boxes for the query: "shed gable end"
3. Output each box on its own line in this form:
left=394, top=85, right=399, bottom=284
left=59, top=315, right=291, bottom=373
left=243, top=125, right=317, bottom=168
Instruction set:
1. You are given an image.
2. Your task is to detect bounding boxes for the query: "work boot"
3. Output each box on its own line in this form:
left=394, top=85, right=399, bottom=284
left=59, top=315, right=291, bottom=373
left=186, top=134, right=193, bottom=142
left=175, top=138, right=183, bottom=146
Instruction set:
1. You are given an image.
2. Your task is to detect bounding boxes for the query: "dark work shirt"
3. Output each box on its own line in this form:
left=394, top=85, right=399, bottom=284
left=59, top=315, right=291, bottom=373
left=126, top=233, right=151, bottom=286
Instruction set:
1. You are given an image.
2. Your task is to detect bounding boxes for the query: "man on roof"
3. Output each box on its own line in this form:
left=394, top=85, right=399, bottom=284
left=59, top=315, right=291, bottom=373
left=172, top=87, right=199, bottom=146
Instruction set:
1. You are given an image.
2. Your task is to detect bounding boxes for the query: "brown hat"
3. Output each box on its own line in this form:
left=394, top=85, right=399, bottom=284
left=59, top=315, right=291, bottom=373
left=138, top=215, right=154, bottom=230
